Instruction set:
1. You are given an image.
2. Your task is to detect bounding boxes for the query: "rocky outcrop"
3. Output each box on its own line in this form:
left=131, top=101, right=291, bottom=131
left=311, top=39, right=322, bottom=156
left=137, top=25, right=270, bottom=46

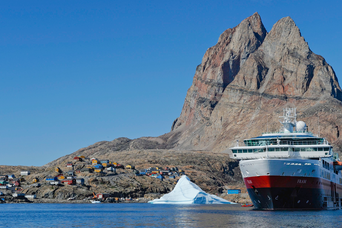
left=231, top=16, right=341, bottom=99
left=172, top=12, right=267, bottom=131
left=45, top=137, right=167, bottom=167
left=165, top=13, right=342, bottom=155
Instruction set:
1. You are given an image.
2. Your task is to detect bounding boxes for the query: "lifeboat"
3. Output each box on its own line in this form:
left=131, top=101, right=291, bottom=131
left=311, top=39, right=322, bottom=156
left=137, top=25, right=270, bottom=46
left=333, top=161, right=342, bottom=171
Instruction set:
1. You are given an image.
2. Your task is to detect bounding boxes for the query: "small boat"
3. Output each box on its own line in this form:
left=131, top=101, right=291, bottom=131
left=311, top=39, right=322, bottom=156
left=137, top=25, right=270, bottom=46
left=241, top=203, right=254, bottom=207
left=90, top=200, right=101, bottom=203
left=67, top=197, right=76, bottom=201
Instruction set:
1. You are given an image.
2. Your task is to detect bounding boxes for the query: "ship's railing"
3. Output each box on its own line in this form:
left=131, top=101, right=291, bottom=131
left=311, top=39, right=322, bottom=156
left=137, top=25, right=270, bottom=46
left=230, top=150, right=332, bottom=159
left=262, top=130, right=313, bottom=134
left=243, top=140, right=327, bottom=147
left=232, top=146, right=330, bottom=154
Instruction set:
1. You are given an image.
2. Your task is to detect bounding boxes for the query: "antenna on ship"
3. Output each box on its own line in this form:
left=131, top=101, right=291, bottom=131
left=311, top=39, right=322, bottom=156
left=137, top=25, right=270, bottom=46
left=266, top=114, right=269, bottom=133
left=318, top=115, right=320, bottom=137
left=279, top=108, right=297, bottom=133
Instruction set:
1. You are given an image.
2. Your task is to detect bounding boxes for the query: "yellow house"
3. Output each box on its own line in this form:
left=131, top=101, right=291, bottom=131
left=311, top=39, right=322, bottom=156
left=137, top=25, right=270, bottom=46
left=92, top=160, right=99, bottom=165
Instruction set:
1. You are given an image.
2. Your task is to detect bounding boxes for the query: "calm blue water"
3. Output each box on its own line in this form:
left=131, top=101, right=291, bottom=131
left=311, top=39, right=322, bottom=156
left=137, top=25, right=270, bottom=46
left=0, top=203, right=342, bottom=227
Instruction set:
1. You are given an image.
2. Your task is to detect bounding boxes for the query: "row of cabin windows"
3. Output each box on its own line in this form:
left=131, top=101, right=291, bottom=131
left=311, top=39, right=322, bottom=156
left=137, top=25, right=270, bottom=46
left=232, top=147, right=330, bottom=153
left=244, top=139, right=325, bottom=146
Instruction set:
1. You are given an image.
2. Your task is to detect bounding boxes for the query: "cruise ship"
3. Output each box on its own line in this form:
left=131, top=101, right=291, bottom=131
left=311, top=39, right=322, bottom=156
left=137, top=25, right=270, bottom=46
left=227, top=108, right=342, bottom=210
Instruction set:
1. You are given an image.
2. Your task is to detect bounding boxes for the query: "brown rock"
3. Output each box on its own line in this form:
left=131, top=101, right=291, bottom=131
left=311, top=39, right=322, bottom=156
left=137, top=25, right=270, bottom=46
left=164, top=13, right=342, bottom=156
left=172, top=12, right=267, bottom=131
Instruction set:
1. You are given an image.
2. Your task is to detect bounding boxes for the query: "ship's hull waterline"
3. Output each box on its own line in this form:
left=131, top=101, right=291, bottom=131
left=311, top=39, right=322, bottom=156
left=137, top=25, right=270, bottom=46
left=240, top=159, right=342, bottom=210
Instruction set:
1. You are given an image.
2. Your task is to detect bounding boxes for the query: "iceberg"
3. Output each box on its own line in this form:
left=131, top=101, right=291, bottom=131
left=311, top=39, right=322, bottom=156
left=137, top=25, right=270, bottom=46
left=148, top=175, right=235, bottom=204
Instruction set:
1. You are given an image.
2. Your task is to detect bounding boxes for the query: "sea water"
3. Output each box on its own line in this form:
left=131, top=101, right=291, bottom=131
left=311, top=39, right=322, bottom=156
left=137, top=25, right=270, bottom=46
left=0, top=203, right=341, bottom=227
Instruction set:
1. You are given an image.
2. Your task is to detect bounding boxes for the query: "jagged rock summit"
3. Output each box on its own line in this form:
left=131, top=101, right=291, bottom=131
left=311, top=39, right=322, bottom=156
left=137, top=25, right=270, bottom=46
left=165, top=12, right=342, bottom=154
left=172, top=12, right=267, bottom=131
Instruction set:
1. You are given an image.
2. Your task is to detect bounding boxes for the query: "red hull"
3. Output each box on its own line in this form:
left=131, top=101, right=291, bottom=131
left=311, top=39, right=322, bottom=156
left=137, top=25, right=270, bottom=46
left=244, top=176, right=342, bottom=210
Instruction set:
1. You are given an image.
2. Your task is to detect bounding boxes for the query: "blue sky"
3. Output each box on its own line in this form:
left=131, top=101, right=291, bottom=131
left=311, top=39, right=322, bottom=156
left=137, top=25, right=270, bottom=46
left=1, top=0, right=341, bottom=166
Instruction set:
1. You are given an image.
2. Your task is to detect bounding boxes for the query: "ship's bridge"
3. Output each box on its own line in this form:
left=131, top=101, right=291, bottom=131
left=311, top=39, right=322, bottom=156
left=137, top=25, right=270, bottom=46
left=228, top=132, right=332, bottom=159
left=225, top=108, right=334, bottom=160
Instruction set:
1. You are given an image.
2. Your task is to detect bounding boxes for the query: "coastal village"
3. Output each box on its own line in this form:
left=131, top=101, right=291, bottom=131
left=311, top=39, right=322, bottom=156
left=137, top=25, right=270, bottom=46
left=0, top=149, right=248, bottom=204
left=0, top=155, right=186, bottom=203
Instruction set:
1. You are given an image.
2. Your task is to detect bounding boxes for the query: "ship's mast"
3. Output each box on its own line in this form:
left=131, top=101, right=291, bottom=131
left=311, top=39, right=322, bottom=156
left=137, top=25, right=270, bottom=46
left=279, top=108, right=297, bottom=133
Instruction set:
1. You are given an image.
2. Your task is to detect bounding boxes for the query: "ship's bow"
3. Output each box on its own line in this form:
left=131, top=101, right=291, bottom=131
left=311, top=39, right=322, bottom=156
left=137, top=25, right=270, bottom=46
left=240, top=159, right=323, bottom=210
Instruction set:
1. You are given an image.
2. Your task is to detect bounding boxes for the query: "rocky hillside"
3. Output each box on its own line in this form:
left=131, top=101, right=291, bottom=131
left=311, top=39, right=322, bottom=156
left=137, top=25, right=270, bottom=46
left=0, top=150, right=244, bottom=203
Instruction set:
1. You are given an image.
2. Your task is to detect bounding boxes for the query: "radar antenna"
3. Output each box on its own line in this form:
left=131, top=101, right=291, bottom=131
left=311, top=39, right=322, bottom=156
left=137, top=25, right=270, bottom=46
left=279, top=108, right=297, bottom=133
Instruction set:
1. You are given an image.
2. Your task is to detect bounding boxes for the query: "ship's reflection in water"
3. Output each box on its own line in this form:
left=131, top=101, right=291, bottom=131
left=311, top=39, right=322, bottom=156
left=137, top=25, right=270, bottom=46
left=173, top=204, right=342, bottom=228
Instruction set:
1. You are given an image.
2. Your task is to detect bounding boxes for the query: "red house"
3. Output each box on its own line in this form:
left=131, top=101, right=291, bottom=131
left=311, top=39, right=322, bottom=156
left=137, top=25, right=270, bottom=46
left=61, top=179, right=76, bottom=185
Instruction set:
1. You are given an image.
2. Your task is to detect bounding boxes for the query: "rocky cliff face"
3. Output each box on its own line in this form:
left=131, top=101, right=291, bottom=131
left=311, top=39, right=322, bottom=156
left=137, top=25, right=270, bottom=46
left=166, top=12, right=342, bottom=154
left=172, top=13, right=267, bottom=131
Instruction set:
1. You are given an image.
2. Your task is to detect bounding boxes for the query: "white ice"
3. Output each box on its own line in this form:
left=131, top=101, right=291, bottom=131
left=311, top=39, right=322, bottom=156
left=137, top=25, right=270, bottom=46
left=148, top=175, right=236, bottom=204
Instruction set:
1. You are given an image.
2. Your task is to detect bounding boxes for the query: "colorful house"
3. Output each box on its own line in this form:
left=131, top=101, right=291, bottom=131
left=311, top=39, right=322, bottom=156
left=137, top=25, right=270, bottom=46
left=62, top=179, right=76, bottom=185
left=20, top=171, right=30, bottom=176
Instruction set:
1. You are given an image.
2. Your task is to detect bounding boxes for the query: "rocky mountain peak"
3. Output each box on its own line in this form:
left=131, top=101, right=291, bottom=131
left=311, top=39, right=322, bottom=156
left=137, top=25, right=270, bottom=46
left=165, top=14, right=342, bottom=155
left=172, top=12, right=267, bottom=132
left=230, top=15, right=342, bottom=99
left=261, top=16, right=309, bottom=61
